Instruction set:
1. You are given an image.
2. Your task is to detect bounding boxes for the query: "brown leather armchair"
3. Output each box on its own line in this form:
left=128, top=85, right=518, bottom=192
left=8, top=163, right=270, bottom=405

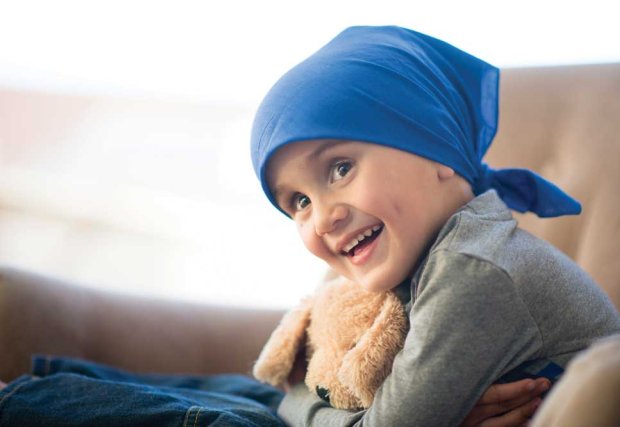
left=1, top=63, right=619, bottom=384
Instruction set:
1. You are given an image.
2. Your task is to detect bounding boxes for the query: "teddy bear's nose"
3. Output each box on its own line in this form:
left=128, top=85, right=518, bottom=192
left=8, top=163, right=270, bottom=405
left=316, top=386, right=330, bottom=403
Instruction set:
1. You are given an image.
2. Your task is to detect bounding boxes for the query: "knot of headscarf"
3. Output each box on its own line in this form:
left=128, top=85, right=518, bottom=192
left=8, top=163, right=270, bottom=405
left=251, top=25, right=581, bottom=218
left=474, top=163, right=581, bottom=217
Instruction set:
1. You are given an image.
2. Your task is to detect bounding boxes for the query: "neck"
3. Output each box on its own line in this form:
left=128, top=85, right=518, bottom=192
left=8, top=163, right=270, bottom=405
left=445, top=176, right=475, bottom=216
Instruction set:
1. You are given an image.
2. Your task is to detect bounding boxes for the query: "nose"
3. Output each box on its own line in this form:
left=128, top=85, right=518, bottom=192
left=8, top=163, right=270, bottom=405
left=316, top=386, right=330, bottom=403
left=313, top=202, right=348, bottom=236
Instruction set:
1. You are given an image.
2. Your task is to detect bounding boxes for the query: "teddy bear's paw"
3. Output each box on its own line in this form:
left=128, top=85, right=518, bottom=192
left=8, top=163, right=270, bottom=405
left=338, top=381, right=374, bottom=408
left=305, top=357, right=365, bottom=410
left=338, top=349, right=384, bottom=408
left=313, top=382, right=365, bottom=410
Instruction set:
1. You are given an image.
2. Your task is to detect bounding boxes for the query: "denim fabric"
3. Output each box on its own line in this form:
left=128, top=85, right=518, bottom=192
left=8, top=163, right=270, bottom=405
left=0, top=355, right=285, bottom=426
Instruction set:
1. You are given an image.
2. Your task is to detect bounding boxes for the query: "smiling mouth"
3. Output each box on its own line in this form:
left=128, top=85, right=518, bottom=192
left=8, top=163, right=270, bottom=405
left=341, top=225, right=384, bottom=257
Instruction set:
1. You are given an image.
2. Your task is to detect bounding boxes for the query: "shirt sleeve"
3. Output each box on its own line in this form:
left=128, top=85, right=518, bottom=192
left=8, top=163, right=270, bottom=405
left=277, top=251, right=543, bottom=427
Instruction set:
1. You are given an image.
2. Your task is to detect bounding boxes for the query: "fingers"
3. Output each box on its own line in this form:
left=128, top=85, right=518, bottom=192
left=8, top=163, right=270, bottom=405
left=468, top=396, right=531, bottom=422
left=480, top=381, right=549, bottom=417
left=461, top=379, right=550, bottom=427
left=478, top=378, right=550, bottom=405
left=467, top=394, right=540, bottom=426
left=479, top=398, right=541, bottom=427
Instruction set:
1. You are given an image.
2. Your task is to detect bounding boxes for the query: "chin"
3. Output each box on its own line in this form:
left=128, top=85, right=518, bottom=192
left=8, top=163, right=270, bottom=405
left=330, top=266, right=403, bottom=293
left=357, top=272, right=402, bottom=293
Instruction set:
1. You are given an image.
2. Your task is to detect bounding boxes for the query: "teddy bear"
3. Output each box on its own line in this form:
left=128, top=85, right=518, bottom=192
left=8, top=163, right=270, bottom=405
left=253, top=275, right=408, bottom=410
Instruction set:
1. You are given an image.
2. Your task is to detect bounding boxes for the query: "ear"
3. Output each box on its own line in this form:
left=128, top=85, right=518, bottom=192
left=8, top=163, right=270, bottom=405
left=437, top=164, right=455, bottom=180
left=253, top=295, right=313, bottom=387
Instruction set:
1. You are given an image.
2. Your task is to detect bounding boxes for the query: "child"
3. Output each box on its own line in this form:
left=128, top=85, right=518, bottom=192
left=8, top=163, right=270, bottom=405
left=250, top=26, right=620, bottom=426
left=0, top=25, right=613, bottom=427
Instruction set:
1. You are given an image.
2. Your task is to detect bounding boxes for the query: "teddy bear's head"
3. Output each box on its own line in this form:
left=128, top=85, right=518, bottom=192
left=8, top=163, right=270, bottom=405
left=253, top=277, right=408, bottom=409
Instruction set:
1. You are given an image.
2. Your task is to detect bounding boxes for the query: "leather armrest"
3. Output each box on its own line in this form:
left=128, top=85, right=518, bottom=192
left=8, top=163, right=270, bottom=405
left=0, top=267, right=283, bottom=382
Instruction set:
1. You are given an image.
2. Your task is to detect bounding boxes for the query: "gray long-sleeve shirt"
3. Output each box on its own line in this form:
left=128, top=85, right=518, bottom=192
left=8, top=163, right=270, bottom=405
left=278, top=190, right=620, bottom=426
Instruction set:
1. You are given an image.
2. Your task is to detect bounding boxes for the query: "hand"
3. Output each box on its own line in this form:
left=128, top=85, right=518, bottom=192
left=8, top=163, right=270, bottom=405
left=461, top=378, right=550, bottom=427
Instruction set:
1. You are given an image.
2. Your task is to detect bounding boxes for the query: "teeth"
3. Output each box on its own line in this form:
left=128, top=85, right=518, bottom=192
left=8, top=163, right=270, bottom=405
left=342, top=225, right=382, bottom=254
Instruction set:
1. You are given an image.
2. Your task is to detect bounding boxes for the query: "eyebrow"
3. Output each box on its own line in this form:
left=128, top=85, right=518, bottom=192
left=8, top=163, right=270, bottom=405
left=307, top=139, right=344, bottom=161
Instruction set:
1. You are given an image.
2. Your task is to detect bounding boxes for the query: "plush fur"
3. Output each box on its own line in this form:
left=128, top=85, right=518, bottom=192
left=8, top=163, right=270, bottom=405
left=253, top=276, right=408, bottom=410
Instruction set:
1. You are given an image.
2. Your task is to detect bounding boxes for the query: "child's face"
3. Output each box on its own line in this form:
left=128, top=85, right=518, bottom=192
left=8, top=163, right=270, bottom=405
left=266, top=139, right=465, bottom=292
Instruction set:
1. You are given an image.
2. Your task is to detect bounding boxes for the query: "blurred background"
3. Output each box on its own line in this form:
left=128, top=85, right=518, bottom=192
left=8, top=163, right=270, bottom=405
left=0, top=0, right=618, bottom=309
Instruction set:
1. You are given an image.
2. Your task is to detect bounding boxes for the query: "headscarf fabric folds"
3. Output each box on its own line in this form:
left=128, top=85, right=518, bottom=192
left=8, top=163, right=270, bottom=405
left=250, top=25, right=581, bottom=218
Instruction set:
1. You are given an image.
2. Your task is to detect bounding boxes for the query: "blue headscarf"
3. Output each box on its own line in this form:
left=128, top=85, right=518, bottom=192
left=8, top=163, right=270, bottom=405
left=250, top=25, right=581, bottom=218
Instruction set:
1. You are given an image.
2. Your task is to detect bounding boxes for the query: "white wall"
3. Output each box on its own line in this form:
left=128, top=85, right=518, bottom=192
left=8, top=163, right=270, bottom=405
left=0, top=1, right=618, bottom=308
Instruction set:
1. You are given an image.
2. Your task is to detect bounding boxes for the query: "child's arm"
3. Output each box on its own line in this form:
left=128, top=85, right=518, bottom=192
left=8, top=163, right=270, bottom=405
left=282, top=378, right=547, bottom=427
left=278, top=252, right=543, bottom=426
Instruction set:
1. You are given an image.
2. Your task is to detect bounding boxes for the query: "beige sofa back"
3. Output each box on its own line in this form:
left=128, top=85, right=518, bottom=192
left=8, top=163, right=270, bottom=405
left=486, top=63, right=620, bottom=309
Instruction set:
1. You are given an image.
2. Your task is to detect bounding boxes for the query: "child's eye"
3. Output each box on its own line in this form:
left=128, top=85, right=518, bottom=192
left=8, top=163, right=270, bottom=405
left=292, top=193, right=311, bottom=211
left=330, top=161, right=353, bottom=182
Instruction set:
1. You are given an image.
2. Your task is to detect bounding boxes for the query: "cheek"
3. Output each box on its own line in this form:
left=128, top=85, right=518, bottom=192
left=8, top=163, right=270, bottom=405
left=297, top=222, right=328, bottom=260
left=354, top=180, right=401, bottom=218
left=349, top=178, right=378, bottom=207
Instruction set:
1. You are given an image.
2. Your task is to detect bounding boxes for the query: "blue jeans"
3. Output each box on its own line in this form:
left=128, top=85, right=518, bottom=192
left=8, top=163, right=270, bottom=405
left=0, top=355, right=285, bottom=426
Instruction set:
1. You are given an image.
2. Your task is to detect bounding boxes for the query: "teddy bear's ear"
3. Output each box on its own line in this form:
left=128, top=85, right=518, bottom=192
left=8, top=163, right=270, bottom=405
left=338, top=292, right=408, bottom=408
left=252, top=296, right=313, bottom=387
